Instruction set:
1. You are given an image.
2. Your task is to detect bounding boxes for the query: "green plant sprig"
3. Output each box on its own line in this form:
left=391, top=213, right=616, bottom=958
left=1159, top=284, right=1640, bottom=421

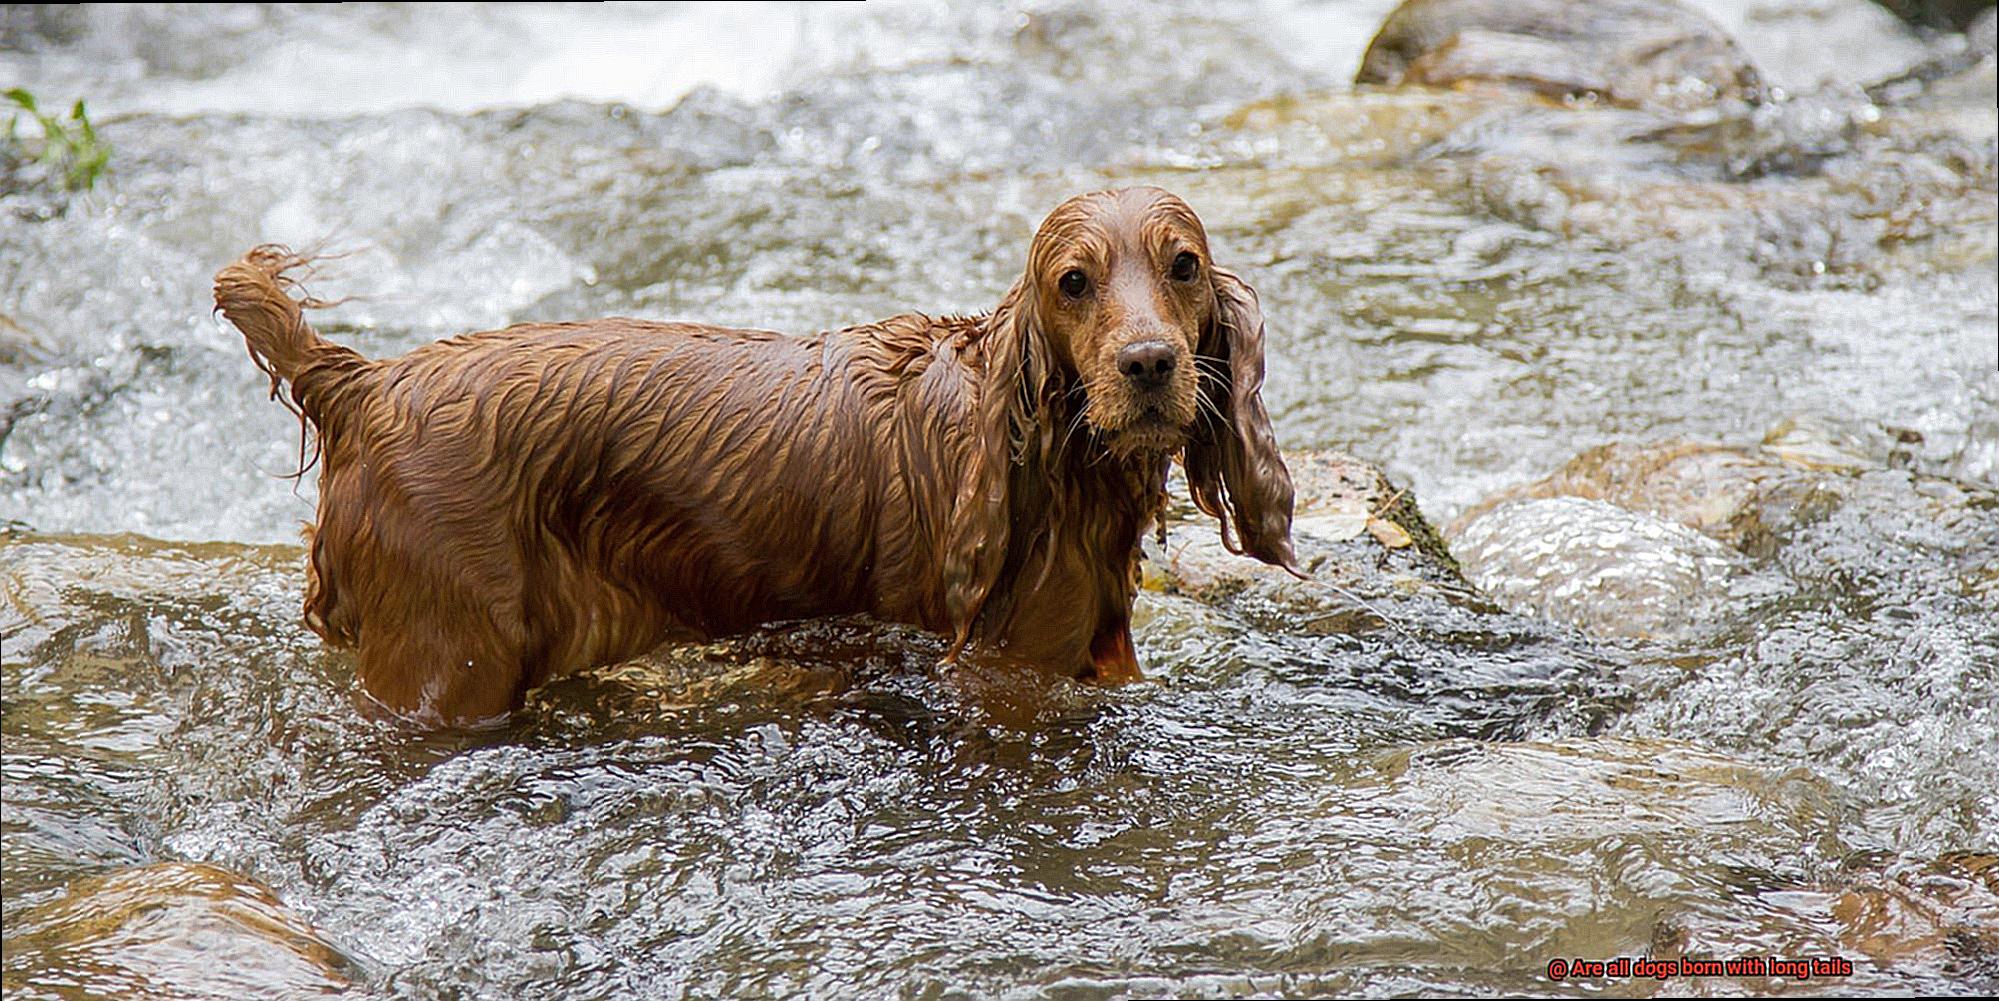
left=6, top=87, right=110, bottom=192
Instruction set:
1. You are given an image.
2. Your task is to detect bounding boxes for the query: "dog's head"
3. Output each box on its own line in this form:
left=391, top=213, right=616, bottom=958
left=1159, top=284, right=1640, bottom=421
left=1025, top=187, right=1296, bottom=566
left=944, top=188, right=1297, bottom=643
left=1019, top=187, right=1213, bottom=456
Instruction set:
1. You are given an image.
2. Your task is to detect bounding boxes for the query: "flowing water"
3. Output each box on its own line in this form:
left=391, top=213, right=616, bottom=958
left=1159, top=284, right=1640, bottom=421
left=3, top=2, right=1995, bottom=997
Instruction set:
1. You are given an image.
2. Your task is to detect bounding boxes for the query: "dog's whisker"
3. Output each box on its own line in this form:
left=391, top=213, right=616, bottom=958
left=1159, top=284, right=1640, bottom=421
left=1292, top=573, right=1418, bottom=640
left=1193, top=389, right=1228, bottom=427
left=1063, top=408, right=1091, bottom=455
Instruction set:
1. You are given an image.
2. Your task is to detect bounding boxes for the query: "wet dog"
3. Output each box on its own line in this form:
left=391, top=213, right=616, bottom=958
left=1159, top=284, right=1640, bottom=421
left=215, top=187, right=1295, bottom=723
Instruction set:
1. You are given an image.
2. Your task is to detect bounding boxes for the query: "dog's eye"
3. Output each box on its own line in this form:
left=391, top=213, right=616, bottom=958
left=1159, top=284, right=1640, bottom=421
left=1170, top=251, right=1199, bottom=283
left=1059, top=269, right=1090, bottom=299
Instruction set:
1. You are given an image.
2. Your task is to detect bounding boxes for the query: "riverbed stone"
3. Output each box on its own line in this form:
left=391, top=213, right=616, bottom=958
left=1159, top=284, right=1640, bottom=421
left=1445, top=433, right=1999, bottom=641
left=1449, top=433, right=1994, bottom=557
left=2, top=862, right=355, bottom=999
left=1448, top=496, right=1747, bottom=641
left=1650, top=850, right=1999, bottom=979
left=1145, top=449, right=1476, bottom=627
left=1826, top=851, right=1999, bottom=972
left=1449, top=438, right=1822, bottom=556
left=1356, top=0, right=1767, bottom=110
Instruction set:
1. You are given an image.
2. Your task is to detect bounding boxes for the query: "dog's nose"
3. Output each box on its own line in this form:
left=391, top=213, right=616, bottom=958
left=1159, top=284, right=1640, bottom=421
left=1116, top=340, right=1178, bottom=389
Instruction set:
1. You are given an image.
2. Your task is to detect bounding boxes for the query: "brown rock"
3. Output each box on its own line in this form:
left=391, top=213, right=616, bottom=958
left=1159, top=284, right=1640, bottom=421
left=3, top=862, right=355, bottom=999
left=1356, top=0, right=1766, bottom=110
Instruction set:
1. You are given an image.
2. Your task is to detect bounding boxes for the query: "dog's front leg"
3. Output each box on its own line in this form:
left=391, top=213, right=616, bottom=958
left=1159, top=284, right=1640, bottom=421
left=1084, top=619, right=1144, bottom=685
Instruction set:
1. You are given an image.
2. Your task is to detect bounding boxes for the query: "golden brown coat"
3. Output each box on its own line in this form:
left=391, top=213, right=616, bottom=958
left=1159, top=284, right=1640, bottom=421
left=215, top=187, right=1295, bottom=724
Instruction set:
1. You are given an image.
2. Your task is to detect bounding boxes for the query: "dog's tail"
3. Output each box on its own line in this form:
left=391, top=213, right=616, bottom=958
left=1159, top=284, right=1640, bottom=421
left=213, top=245, right=368, bottom=426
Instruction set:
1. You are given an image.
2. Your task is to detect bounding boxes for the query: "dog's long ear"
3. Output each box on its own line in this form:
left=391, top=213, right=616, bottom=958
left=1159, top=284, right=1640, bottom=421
left=1185, top=265, right=1297, bottom=570
left=941, top=280, right=1058, bottom=654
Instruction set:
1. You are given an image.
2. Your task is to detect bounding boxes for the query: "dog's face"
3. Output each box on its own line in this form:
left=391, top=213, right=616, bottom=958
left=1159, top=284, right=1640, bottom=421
left=1025, top=187, right=1214, bottom=456
left=948, top=185, right=1296, bottom=649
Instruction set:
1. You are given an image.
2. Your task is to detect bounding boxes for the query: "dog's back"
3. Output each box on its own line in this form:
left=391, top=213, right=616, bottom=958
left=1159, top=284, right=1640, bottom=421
left=215, top=249, right=976, bottom=721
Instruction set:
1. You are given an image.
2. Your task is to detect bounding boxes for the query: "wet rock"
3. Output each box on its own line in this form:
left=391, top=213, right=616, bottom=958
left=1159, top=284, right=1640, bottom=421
left=1148, top=453, right=1631, bottom=721
left=1455, top=98, right=1995, bottom=275
left=1868, top=5, right=1999, bottom=104
left=1448, top=431, right=1996, bottom=559
left=1361, top=736, right=1955, bottom=986
left=1450, top=438, right=1823, bottom=556
left=1706, top=0, right=1932, bottom=94
left=1142, top=450, right=1628, bottom=739
left=1643, top=87, right=1871, bottom=178
left=1333, top=0, right=1995, bottom=276
left=1450, top=433, right=1999, bottom=852
left=1652, top=851, right=1999, bottom=983
left=1870, top=0, right=1998, bottom=33
left=2, top=862, right=355, bottom=999
left=1355, top=0, right=1766, bottom=110
left=1828, top=852, right=1999, bottom=974
left=1447, top=430, right=1999, bottom=608
left=1448, top=496, right=1746, bottom=640
left=1146, top=449, right=1471, bottom=620
left=1443, top=431, right=1999, bottom=643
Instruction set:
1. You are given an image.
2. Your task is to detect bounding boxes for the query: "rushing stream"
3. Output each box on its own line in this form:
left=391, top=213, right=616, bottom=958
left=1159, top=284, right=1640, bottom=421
left=4, top=2, right=1996, bottom=997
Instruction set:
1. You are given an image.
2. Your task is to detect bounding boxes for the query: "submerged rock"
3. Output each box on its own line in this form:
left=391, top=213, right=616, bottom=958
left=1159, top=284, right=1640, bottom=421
left=1870, top=0, right=1998, bottom=32
left=1145, top=449, right=1472, bottom=623
left=1652, top=850, right=1999, bottom=983
left=1355, top=0, right=1766, bottom=110
left=1371, top=735, right=1839, bottom=843
left=2, top=862, right=355, bottom=999
left=1449, top=432, right=1996, bottom=560
left=1332, top=0, right=1996, bottom=280
left=1446, top=433, right=1999, bottom=858
left=1446, top=435, right=1999, bottom=637
left=1826, top=852, right=1999, bottom=974
left=1449, top=496, right=1747, bottom=641
left=1449, top=438, right=1824, bottom=556
left=1142, top=450, right=1627, bottom=738
left=1869, top=5, right=1999, bottom=104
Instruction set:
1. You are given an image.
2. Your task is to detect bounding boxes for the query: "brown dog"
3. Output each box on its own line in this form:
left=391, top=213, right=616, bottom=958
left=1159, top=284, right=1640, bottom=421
left=215, top=187, right=1295, bottom=724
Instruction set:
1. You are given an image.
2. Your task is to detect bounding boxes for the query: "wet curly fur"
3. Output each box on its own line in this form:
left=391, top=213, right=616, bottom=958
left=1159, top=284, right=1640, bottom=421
left=214, top=187, right=1295, bottom=724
